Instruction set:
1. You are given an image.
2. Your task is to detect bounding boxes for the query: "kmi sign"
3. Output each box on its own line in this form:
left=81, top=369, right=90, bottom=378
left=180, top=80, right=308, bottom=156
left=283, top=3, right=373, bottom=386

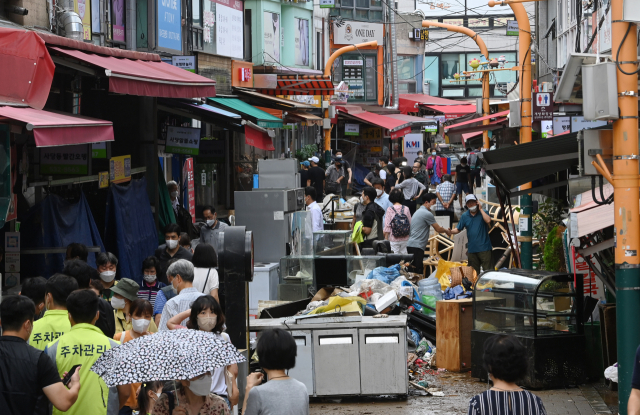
left=333, top=21, right=384, bottom=45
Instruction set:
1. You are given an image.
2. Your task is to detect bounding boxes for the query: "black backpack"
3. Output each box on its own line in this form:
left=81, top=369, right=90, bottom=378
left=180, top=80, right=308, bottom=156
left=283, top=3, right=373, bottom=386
left=390, top=206, right=411, bottom=238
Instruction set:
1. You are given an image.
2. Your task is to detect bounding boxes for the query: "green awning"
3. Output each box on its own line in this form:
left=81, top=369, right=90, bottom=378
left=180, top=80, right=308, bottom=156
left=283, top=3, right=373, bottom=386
left=208, top=97, right=283, bottom=128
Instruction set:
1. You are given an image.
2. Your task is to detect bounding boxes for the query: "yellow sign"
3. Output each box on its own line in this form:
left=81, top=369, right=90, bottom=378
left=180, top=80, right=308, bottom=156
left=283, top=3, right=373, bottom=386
left=361, top=127, right=382, bottom=141
left=73, top=0, right=91, bottom=40
left=98, top=171, right=109, bottom=188
left=109, top=155, right=131, bottom=184
left=277, top=95, right=322, bottom=108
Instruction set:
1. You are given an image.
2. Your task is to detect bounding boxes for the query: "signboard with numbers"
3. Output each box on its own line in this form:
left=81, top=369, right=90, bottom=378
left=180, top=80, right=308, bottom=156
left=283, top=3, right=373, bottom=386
left=166, top=126, right=201, bottom=155
left=40, top=145, right=89, bottom=175
left=412, top=28, right=429, bottom=41
left=110, top=155, right=131, bottom=184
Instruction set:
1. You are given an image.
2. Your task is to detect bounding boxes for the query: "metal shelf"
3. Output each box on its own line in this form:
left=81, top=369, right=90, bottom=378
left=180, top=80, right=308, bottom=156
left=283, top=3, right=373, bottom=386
left=487, top=288, right=576, bottom=298
left=484, top=306, right=576, bottom=318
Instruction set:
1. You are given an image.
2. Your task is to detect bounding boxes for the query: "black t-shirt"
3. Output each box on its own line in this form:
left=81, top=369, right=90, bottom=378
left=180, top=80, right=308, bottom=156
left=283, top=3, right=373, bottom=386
left=362, top=203, right=377, bottom=228
left=632, top=345, right=640, bottom=390
left=299, top=169, right=309, bottom=188
left=385, top=170, right=397, bottom=193
left=154, top=246, right=194, bottom=285
left=456, top=164, right=470, bottom=183
left=335, top=159, right=350, bottom=170
left=307, top=166, right=325, bottom=196
left=0, top=337, right=61, bottom=415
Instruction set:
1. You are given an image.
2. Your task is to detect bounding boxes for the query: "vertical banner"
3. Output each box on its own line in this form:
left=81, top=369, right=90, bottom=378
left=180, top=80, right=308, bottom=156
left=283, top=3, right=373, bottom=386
left=74, top=0, right=92, bottom=39
left=4, top=232, right=20, bottom=289
left=136, top=0, right=148, bottom=47
left=157, top=0, right=181, bottom=51
left=263, top=12, right=280, bottom=63
left=295, top=18, right=309, bottom=66
left=91, top=0, right=100, bottom=33
left=182, top=158, right=196, bottom=223
left=112, top=0, right=126, bottom=42
left=403, top=133, right=423, bottom=163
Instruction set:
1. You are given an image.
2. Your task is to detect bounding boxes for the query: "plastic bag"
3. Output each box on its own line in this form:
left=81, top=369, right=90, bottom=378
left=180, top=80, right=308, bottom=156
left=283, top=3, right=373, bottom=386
left=604, top=364, right=618, bottom=383
left=309, top=296, right=367, bottom=315
left=350, top=278, right=394, bottom=299
left=367, top=263, right=402, bottom=285
left=435, top=259, right=467, bottom=291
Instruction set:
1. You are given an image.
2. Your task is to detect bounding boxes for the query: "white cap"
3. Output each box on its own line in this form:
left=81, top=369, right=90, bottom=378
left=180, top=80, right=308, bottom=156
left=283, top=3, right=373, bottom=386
left=309, top=156, right=320, bottom=163
left=465, top=194, right=478, bottom=203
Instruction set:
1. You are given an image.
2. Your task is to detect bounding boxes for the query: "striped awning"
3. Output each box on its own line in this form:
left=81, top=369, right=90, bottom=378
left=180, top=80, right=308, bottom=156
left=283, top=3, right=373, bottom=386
left=257, top=75, right=334, bottom=96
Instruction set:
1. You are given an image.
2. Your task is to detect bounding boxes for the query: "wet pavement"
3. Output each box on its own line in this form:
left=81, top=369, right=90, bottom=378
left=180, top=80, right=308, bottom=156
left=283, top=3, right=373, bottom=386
left=309, top=372, right=618, bottom=415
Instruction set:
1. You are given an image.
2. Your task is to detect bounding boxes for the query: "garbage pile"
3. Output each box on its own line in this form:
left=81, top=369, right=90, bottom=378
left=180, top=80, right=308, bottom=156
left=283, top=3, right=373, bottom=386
left=407, top=339, right=446, bottom=397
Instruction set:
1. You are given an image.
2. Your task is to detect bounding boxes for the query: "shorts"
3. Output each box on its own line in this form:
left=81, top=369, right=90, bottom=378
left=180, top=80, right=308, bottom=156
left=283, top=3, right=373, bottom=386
left=456, top=181, right=470, bottom=195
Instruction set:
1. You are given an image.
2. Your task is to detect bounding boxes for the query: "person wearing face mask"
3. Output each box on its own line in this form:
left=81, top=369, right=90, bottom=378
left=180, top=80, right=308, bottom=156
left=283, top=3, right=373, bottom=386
left=158, top=260, right=205, bottom=331
left=19, top=276, right=47, bottom=321
left=167, top=296, right=239, bottom=410
left=96, top=252, right=119, bottom=302
left=153, top=372, right=229, bottom=415
left=168, top=181, right=201, bottom=241
left=426, top=150, right=443, bottom=187
left=435, top=174, right=456, bottom=226
left=198, top=205, right=228, bottom=261
left=155, top=224, right=194, bottom=285
left=304, top=186, right=324, bottom=232
left=450, top=194, right=493, bottom=275
left=371, top=178, right=392, bottom=227
left=137, top=381, right=164, bottom=415
left=358, top=187, right=385, bottom=248
left=407, top=193, right=452, bottom=275
left=137, top=256, right=166, bottom=308
left=110, top=278, right=159, bottom=335
left=29, top=274, right=78, bottom=351
left=113, top=299, right=155, bottom=415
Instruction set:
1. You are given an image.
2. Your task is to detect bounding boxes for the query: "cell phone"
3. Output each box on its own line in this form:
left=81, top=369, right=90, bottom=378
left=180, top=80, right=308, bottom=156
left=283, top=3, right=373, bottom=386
left=62, top=364, right=82, bottom=386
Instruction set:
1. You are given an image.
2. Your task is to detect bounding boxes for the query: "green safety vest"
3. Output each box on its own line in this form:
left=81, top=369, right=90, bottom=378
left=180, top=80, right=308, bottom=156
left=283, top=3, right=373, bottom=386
left=45, top=323, right=121, bottom=415
left=28, top=309, right=71, bottom=351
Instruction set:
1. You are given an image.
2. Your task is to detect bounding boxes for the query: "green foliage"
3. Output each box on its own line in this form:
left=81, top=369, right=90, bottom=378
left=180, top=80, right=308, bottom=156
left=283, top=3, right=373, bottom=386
left=543, top=226, right=566, bottom=272
left=533, top=197, right=566, bottom=251
left=295, top=144, right=319, bottom=164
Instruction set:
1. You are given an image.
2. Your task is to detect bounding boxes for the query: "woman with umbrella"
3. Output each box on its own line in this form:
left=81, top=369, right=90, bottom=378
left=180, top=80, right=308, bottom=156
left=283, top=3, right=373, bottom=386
left=152, top=374, right=229, bottom=415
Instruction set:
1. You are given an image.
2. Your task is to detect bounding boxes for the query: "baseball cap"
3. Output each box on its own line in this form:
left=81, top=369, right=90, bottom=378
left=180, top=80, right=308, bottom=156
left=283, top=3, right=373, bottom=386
left=309, top=156, right=319, bottom=163
left=465, top=194, right=478, bottom=203
left=110, top=278, right=139, bottom=302
left=301, top=160, right=310, bottom=167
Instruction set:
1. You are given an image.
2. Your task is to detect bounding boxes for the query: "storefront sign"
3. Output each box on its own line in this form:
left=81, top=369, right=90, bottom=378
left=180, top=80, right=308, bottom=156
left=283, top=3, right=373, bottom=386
left=571, top=116, right=608, bottom=133
left=412, top=28, right=429, bottom=41
left=74, top=0, right=92, bottom=40
left=158, top=0, right=181, bottom=51
left=319, top=0, right=334, bottom=7
left=533, top=92, right=553, bottom=121
left=111, top=0, right=125, bottom=42
left=232, top=60, right=253, bottom=87
left=506, top=20, right=519, bottom=36
left=278, top=95, right=321, bottom=107
left=553, top=116, right=570, bottom=135
left=295, top=18, right=310, bottom=66
left=424, top=124, right=438, bottom=132
left=5, top=252, right=19, bottom=273
left=390, top=126, right=411, bottom=140
left=99, top=171, right=110, bottom=188
left=166, top=126, right=201, bottom=155
left=216, top=0, right=244, bottom=59
left=239, top=67, right=252, bottom=81
left=333, top=21, right=384, bottom=45
left=40, top=145, right=89, bottom=175
left=172, top=56, right=195, bottom=72
left=344, top=123, right=360, bottom=136
left=92, top=142, right=106, bottom=158
left=541, top=120, right=553, bottom=138
left=110, top=155, right=131, bottom=184
left=264, top=12, right=280, bottom=63
left=404, top=133, right=423, bottom=162
left=182, top=158, right=196, bottom=223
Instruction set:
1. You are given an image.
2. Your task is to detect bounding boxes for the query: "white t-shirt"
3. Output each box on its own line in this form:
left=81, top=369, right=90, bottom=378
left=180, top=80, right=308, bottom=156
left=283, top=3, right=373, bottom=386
left=379, top=169, right=387, bottom=180
left=193, top=267, right=219, bottom=294
left=211, top=332, right=232, bottom=395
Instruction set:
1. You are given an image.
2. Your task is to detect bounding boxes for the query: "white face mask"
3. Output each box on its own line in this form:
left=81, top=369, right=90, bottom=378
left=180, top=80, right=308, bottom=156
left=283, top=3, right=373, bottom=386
left=188, top=373, right=213, bottom=396
left=100, top=270, right=116, bottom=283
left=166, top=239, right=178, bottom=250
left=469, top=205, right=478, bottom=212
left=170, top=191, right=179, bottom=198
left=143, top=274, right=157, bottom=283
left=206, top=219, right=215, bottom=226
left=359, top=196, right=364, bottom=203
left=111, top=296, right=126, bottom=310
left=197, top=315, right=217, bottom=332
left=376, top=189, right=383, bottom=197
left=171, top=281, right=179, bottom=294
left=132, top=318, right=150, bottom=333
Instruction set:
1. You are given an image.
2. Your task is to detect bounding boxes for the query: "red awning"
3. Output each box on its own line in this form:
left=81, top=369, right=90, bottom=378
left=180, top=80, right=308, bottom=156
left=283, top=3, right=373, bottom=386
left=257, top=75, right=334, bottom=96
left=423, top=104, right=477, bottom=119
left=0, top=28, right=55, bottom=110
left=244, top=125, right=274, bottom=151
left=462, top=131, right=483, bottom=143
left=399, top=94, right=471, bottom=114
left=341, top=111, right=412, bottom=140
left=49, top=47, right=216, bottom=98
left=0, top=106, right=114, bottom=147
left=445, top=110, right=510, bottom=131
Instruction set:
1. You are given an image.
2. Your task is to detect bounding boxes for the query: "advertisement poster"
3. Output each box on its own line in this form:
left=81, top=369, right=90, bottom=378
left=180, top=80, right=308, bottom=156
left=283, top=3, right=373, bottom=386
left=182, top=158, right=196, bottom=222
left=216, top=0, right=244, bottom=59
left=6, top=253, right=20, bottom=273
left=5, top=232, right=19, bottom=252
left=91, top=0, right=100, bottom=33
left=40, top=146, right=89, bottom=175
left=344, top=124, right=359, bottom=136
left=166, top=126, right=201, bottom=155
left=110, top=155, right=132, bottom=183
left=158, top=0, right=182, bottom=51
left=540, top=120, right=553, bottom=138
left=404, top=133, right=423, bottom=163
left=74, top=0, right=91, bottom=39
left=553, top=116, right=570, bottom=135
left=533, top=92, right=553, bottom=121
left=264, top=12, right=280, bottom=62
left=506, top=20, right=518, bottom=36
left=111, top=0, right=125, bottom=42
left=571, top=116, right=608, bottom=133
left=295, top=18, right=309, bottom=66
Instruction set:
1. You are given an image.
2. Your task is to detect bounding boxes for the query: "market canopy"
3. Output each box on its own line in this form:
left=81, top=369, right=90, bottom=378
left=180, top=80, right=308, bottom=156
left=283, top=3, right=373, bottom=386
left=49, top=47, right=216, bottom=98
left=0, top=106, right=114, bottom=147
left=0, top=28, right=55, bottom=110
left=244, top=125, right=275, bottom=151
left=482, top=133, right=580, bottom=192
left=208, top=97, right=283, bottom=128
left=157, top=99, right=243, bottom=132
left=422, top=104, right=477, bottom=119
left=399, top=94, right=473, bottom=114
left=340, top=110, right=412, bottom=139
left=233, top=88, right=316, bottom=111
left=445, top=110, right=510, bottom=132
left=256, top=75, right=334, bottom=96
left=286, top=111, right=323, bottom=126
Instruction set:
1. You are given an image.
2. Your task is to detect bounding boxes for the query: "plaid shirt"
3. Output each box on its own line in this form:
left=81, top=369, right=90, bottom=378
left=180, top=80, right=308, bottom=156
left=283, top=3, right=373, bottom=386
left=436, top=181, right=455, bottom=212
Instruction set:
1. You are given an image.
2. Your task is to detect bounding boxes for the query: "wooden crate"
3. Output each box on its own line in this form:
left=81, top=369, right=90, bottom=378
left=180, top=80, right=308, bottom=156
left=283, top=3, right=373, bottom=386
left=436, top=299, right=474, bottom=372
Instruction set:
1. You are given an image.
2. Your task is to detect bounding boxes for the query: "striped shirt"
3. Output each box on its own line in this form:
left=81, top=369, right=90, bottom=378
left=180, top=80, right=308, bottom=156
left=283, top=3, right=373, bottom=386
left=158, top=287, right=205, bottom=331
left=138, top=280, right=166, bottom=308
left=394, top=178, right=426, bottom=200
left=436, top=181, right=456, bottom=212
left=468, top=390, right=546, bottom=415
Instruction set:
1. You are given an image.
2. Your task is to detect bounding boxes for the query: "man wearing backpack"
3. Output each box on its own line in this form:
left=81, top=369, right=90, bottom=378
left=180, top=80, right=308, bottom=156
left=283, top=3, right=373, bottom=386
left=359, top=187, right=386, bottom=248
left=383, top=189, right=412, bottom=254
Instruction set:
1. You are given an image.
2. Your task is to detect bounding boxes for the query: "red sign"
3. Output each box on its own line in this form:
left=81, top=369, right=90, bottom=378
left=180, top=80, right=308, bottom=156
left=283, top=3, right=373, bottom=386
left=239, top=67, right=252, bottom=82
left=390, top=126, right=412, bottom=140
left=182, top=158, right=196, bottom=223
left=573, top=251, right=605, bottom=300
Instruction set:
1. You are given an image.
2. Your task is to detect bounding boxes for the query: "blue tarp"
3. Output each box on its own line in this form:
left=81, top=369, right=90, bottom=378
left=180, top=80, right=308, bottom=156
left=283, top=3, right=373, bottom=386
left=104, top=178, right=158, bottom=284
left=21, top=192, right=105, bottom=278
left=351, top=162, right=372, bottom=193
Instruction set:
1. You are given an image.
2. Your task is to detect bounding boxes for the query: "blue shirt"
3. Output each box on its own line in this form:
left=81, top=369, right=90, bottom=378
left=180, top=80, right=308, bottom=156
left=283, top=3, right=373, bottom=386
left=457, top=209, right=492, bottom=254
left=375, top=192, right=392, bottom=226
left=153, top=290, right=168, bottom=316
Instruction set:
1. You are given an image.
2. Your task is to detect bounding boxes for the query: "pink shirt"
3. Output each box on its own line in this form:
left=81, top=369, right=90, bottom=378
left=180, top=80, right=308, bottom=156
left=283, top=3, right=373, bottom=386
left=384, top=204, right=412, bottom=242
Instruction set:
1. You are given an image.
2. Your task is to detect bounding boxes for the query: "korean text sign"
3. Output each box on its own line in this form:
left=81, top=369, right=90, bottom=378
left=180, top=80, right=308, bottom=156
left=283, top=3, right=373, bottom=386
left=110, top=155, right=131, bottom=184
left=166, top=126, right=201, bottom=155
left=40, top=145, right=89, bottom=175
left=182, top=158, right=196, bottom=222
left=158, top=0, right=181, bottom=51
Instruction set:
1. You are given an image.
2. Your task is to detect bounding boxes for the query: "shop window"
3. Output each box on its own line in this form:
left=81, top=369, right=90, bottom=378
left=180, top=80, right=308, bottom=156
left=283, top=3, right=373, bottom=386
left=424, top=55, right=439, bottom=96
left=442, top=88, right=464, bottom=97
left=333, top=0, right=383, bottom=23
left=398, top=56, right=416, bottom=94
left=468, top=88, right=482, bottom=97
